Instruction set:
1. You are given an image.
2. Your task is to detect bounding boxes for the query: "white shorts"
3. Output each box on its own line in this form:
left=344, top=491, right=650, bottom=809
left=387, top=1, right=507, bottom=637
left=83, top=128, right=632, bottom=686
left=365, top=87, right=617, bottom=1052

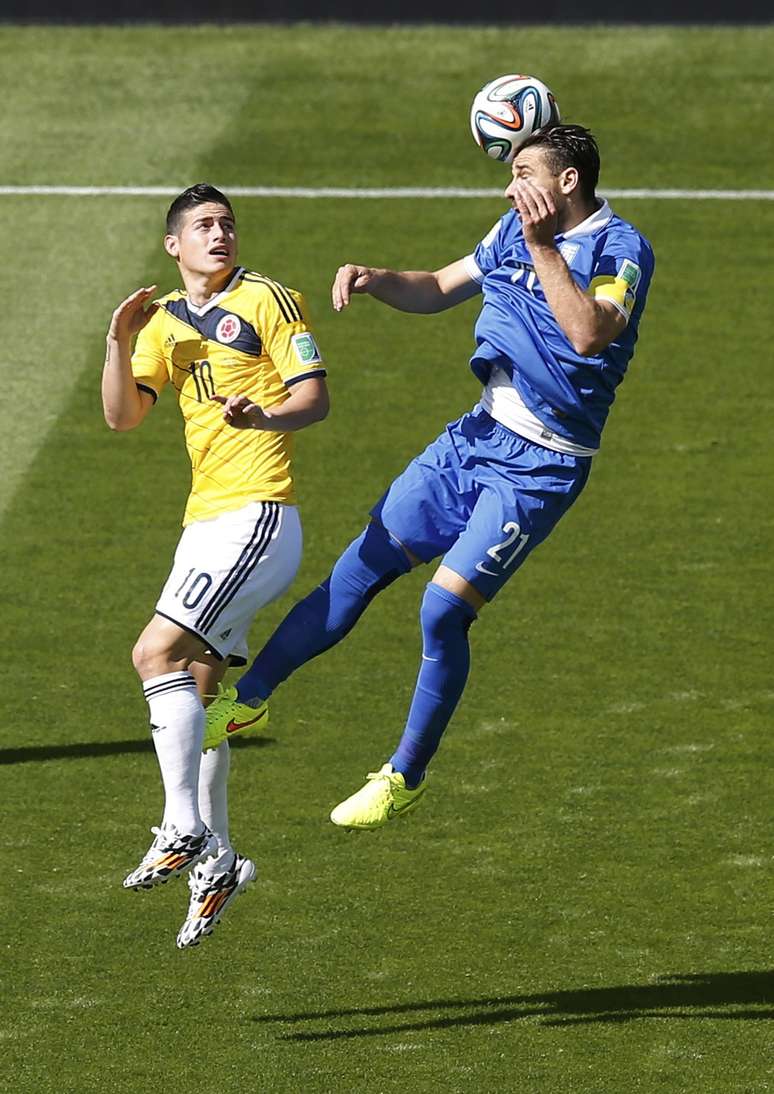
left=156, top=501, right=302, bottom=663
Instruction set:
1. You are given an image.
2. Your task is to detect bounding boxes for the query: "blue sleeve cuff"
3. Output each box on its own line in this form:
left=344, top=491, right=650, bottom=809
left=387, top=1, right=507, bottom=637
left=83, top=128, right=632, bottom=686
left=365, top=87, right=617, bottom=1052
left=285, top=369, right=327, bottom=387
left=136, top=382, right=158, bottom=403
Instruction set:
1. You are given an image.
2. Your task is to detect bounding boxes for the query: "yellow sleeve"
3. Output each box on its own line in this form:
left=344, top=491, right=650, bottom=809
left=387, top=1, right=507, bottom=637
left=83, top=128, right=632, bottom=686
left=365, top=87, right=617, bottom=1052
left=257, top=283, right=326, bottom=388
left=131, top=308, right=169, bottom=401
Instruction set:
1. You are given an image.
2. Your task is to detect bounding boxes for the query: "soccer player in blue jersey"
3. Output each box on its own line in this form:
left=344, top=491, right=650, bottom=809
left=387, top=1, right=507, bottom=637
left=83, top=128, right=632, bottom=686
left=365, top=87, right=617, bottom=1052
left=204, top=125, right=655, bottom=828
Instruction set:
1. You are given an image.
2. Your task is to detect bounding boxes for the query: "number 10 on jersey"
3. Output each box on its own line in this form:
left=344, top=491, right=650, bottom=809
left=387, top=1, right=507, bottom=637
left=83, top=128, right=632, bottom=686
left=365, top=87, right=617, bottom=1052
left=188, top=360, right=215, bottom=402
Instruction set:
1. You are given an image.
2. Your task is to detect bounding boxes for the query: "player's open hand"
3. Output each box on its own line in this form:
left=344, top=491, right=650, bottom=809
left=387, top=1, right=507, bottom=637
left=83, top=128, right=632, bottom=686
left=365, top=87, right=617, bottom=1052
left=512, top=181, right=559, bottom=249
left=108, top=286, right=158, bottom=341
left=211, top=393, right=270, bottom=430
left=332, top=264, right=378, bottom=311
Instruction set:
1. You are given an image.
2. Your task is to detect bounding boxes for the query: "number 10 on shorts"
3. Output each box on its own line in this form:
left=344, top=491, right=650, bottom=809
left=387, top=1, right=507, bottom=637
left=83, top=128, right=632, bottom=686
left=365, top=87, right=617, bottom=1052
left=174, top=568, right=214, bottom=609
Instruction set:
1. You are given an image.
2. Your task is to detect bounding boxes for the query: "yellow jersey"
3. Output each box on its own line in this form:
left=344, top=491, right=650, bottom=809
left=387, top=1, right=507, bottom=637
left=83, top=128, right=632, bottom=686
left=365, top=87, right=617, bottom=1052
left=131, top=266, right=326, bottom=526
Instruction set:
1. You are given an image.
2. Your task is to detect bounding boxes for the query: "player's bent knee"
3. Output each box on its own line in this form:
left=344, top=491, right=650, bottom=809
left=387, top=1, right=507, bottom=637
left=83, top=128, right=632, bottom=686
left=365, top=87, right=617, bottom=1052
left=131, top=618, right=197, bottom=679
left=132, top=634, right=169, bottom=678
left=431, top=565, right=487, bottom=612
left=333, top=521, right=413, bottom=603
left=369, top=520, right=421, bottom=569
left=421, top=582, right=477, bottom=642
left=131, top=636, right=157, bottom=678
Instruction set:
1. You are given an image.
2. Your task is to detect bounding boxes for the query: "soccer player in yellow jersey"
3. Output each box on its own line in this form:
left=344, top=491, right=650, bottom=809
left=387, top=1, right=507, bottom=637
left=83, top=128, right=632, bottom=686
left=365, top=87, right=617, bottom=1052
left=102, top=183, right=328, bottom=947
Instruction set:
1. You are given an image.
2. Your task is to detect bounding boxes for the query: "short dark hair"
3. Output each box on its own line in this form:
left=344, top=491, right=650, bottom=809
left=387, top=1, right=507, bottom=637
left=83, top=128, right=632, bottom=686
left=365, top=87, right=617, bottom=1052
left=165, top=183, right=235, bottom=235
left=518, top=124, right=600, bottom=201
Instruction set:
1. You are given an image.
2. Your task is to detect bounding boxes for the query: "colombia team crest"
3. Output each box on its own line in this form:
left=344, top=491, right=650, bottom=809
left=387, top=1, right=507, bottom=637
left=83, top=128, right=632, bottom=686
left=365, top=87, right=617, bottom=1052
left=216, top=314, right=241, bottom=344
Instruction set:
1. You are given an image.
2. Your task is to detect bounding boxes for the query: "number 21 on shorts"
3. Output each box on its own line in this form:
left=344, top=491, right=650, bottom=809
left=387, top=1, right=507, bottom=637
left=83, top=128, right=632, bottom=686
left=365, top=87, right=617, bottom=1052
left=475, top=521, right=530, bottom=577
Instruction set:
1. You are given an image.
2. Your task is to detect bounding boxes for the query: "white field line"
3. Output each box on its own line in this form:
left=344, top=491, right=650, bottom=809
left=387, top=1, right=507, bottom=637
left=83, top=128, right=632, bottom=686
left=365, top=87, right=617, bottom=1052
left=0, top=185, right=773, bottom=200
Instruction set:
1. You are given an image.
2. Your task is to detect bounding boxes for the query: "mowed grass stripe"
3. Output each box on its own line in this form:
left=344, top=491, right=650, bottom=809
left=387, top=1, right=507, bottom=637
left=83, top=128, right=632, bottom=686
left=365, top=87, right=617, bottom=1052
left=0, top=199, right=161, bottom=520
left=1, top=26, right=773, bottom=192
left=0, top=27, right=264, bottom=521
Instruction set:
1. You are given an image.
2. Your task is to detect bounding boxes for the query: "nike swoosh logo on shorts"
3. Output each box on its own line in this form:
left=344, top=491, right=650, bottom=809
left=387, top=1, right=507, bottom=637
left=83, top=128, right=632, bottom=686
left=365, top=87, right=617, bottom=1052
left=226, top=713, right=265, bottom=733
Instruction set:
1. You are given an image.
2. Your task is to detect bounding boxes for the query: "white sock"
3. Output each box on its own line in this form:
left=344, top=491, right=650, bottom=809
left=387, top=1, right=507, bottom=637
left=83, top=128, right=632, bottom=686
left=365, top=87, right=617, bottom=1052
left=198, top=742, right=233, bottom=867
left=143, top=671, right=205, bottom=835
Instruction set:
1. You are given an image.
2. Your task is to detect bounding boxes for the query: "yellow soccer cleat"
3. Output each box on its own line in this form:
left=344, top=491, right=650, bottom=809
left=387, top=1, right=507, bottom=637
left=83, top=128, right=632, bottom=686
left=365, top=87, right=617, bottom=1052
left=202, top=684, right=269, bottom=752
left=330, top=763, right=427, bottom=830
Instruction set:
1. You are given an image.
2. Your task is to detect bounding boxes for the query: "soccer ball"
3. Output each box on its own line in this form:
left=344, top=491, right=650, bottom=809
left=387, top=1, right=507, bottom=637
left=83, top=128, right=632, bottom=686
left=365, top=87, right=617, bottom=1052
left=470, top=74, right=560, bottom=163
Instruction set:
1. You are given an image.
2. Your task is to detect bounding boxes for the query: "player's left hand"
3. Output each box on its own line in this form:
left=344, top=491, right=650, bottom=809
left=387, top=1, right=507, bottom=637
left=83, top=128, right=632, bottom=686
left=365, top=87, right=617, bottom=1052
left=512, top=180, right=559, bottom=249
left=211, top=393, right=270, bottom=430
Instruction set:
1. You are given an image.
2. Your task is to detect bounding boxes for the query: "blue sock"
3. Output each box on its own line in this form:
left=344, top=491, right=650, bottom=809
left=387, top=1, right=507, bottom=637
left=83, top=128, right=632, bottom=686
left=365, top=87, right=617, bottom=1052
left=390, top=583, right=477, bottom=788
left=236, top=522, right=411, bottom=702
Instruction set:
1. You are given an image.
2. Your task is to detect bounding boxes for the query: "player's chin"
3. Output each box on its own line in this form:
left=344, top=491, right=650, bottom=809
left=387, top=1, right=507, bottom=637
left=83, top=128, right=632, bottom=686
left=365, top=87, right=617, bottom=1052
left=205, top=252, right=235, bottom=270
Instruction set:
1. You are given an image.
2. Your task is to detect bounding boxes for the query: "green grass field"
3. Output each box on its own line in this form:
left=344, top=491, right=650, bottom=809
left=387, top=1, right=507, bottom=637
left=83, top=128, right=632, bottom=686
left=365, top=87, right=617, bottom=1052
left=1, top=24, right=773, bottom=1094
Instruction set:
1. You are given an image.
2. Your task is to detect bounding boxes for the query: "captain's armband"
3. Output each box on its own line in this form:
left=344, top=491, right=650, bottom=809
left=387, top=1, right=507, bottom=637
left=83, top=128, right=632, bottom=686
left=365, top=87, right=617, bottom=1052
left=587, top=258, right=642, bottom=321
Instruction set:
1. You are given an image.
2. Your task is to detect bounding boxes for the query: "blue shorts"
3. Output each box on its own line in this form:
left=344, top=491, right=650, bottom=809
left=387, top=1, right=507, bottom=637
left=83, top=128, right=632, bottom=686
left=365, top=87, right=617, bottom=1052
left=370, top=407, right=591, bottom=601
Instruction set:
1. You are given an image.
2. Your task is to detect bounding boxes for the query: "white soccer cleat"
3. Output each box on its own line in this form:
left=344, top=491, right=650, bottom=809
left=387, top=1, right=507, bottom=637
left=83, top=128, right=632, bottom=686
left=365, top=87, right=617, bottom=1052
left=123, top=824, right=216, bottom=891
left=176, top=852, right=257, bottom=949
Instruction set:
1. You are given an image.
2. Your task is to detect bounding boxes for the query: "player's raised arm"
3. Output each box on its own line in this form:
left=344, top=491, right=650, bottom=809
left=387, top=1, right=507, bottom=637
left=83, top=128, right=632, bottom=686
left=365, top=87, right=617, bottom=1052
left=102, top=287, right=158, bottom=431
left=332, top=258, right=480, bottom=315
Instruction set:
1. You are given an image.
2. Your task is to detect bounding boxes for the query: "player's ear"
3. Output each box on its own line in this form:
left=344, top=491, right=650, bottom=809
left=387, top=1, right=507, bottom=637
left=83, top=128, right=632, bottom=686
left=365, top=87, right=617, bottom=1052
left=559, top=167, right=580, bottom=196
left=164, top=234, right=180, bottom=260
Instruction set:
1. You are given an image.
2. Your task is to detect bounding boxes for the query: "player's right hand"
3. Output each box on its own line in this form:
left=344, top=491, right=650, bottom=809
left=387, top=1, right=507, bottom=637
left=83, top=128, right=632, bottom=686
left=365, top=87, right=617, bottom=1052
left=211, top=393, right=269, bottom=430
left=108, top=286, right=158, bottom=341
left=332, top=264, right=377, bottom=311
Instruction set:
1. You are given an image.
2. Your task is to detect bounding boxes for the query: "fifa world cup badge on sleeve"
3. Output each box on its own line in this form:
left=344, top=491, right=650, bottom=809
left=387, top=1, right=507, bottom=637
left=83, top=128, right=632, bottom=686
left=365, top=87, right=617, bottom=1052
left=618, top=259, right=642, bottom=313
left=291, top=332, right=322, bottom=365
left=618, top=259, right=642, bottom=291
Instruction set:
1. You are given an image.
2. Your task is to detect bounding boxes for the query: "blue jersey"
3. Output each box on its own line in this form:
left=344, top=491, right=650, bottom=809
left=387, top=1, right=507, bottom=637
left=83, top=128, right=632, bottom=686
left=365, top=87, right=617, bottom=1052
left=467, top=200, right=655, bottom=450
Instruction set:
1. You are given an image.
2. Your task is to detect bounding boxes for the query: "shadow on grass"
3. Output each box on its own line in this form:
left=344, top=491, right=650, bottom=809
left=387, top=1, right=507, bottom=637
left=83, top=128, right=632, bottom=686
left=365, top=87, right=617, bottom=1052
left=253, top=971, right=774, bottom=1040
left=0, top=736, right=274, bottom=764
